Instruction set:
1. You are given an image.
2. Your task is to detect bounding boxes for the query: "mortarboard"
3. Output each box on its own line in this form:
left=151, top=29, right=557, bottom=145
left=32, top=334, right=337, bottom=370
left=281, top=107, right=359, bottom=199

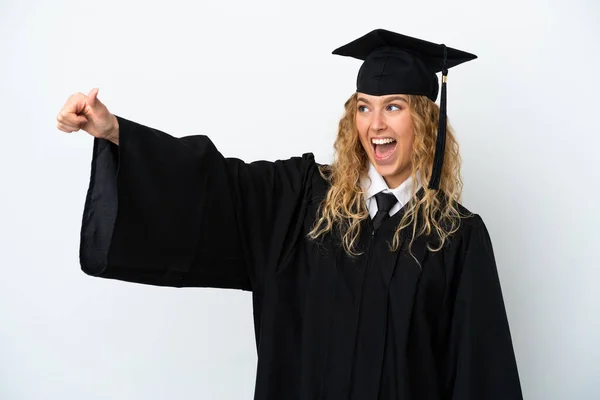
left=332, top=29, right=477, bottom=190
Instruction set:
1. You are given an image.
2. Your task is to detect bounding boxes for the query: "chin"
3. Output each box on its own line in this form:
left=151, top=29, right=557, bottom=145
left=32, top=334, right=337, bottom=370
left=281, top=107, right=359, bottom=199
left=372, top=158, right=411, bottom=187
left=371, top=157, right=401, bottom=176
left=374, top=163, right=395, bottom=176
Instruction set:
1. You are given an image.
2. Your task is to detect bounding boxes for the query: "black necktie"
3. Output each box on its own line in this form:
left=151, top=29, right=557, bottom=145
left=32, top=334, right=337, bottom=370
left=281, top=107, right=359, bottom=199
left=372, top=192, right=398, bottom=231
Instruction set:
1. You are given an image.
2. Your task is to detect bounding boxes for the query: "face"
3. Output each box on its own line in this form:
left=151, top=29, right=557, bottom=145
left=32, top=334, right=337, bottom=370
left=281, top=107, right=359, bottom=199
left=355, top=93, right=415, bottom=189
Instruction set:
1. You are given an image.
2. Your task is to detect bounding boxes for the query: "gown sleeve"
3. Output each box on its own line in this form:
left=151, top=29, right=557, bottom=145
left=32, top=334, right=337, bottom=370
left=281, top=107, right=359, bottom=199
left=446, top=215, right=523, bottom=399
left=79, top=115, right=314, bottom=291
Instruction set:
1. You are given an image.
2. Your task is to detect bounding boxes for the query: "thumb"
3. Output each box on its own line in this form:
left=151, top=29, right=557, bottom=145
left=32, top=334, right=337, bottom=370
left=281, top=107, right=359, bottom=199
left=86, top=87, right=100, bottom=109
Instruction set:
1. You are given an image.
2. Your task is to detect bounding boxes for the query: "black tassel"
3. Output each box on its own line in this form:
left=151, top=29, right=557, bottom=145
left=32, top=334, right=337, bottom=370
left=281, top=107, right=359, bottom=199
left=428, top=45, right=448, bottom=191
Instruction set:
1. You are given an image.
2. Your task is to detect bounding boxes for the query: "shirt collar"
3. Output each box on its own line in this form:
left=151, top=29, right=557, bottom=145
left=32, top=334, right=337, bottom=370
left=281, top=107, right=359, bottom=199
left=360, top=163, right=421, bottom=207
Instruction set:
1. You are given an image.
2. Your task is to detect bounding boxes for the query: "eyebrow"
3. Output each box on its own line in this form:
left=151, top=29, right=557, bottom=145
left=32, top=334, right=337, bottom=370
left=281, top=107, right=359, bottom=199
left=357, top=95, right=408, bottom=105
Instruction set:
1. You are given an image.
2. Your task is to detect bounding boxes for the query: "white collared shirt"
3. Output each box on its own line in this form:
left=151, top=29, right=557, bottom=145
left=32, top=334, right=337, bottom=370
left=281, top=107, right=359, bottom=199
left=360, top=163, right=422, bottom=219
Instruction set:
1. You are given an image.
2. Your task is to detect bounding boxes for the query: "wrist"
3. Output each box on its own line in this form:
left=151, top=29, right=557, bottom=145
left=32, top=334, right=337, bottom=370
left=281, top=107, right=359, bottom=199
left=105, top=114, right=120, bottom=145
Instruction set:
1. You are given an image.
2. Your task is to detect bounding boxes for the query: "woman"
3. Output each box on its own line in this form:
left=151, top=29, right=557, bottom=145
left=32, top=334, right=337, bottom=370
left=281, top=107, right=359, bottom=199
left=57, top=29, right=522, bottom=399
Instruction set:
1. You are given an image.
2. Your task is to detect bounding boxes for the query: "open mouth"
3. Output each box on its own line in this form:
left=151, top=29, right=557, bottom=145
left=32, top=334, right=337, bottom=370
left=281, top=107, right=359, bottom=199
left=371, top=137, right=397, bottom=161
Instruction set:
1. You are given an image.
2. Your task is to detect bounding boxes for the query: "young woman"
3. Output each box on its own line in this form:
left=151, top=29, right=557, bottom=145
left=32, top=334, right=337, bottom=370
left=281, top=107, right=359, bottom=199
left=57, top=29, right=522, bottom=399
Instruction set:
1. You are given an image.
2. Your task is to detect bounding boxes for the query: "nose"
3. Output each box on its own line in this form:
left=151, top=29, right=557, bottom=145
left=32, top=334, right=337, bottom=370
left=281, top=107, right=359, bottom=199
left=371, top=109, right=387, bottom=132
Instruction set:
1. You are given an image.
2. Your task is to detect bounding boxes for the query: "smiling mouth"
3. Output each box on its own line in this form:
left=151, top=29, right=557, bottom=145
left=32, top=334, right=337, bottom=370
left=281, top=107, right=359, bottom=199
left=372, top=138, right=397, bottom=161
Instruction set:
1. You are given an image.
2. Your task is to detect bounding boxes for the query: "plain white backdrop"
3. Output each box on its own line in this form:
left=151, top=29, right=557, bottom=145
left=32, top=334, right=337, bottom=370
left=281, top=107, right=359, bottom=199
left=1, top=0, right=599, bottom=398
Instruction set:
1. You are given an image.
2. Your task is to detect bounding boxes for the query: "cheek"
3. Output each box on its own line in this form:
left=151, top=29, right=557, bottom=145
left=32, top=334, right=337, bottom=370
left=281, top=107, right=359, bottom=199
left=399, top=128, right=415, bottom=146
left=398, top=134, right=414, bottom=161
left=395, top=117, right=415, bottom=147
left=355, top=117, right=370, bottom=145
left=394, top=114, right=414, bottom=135
left=396, top=127, right=415, bottom=163
left=355, top=117, right=366, bottom=136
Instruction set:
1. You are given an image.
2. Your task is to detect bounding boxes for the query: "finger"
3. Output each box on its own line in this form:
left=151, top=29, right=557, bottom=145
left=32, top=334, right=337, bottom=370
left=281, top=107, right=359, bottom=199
left=87, top=87, right=99, bottom=108
left=57, top=109, right=88, bottom=126
left=63, top=92, right=88, bottom=115
left=57, top=121, right=81, bottom=133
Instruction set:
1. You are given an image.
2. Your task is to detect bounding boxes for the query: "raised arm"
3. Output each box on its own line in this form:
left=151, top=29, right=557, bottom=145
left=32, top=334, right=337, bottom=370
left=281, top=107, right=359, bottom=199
left=58, top=89, right=316, bottom=291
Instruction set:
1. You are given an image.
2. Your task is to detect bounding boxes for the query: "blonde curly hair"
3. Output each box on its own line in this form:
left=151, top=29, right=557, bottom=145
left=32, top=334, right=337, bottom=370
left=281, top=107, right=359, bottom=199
left=308, top=92, right=468, bottom=256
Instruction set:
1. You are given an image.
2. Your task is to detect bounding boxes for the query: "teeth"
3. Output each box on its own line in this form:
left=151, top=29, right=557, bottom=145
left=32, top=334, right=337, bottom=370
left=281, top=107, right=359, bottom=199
left=371, top=137, right=396, bottom=145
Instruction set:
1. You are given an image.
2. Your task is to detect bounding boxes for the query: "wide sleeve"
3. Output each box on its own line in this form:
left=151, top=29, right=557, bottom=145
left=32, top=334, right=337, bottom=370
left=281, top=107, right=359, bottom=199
left=445, top=215, right=523, bottom=399
left=79, top=115, right=315, bottom=291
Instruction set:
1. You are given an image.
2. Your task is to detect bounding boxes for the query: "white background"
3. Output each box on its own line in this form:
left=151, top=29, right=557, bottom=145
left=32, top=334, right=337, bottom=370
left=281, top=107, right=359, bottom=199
left=1, top=0, right=599, bottom=398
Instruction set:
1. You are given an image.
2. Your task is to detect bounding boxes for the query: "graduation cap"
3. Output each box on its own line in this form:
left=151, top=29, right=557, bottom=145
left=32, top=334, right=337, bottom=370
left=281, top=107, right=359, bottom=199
left=332, top=29, right=477, bottom=190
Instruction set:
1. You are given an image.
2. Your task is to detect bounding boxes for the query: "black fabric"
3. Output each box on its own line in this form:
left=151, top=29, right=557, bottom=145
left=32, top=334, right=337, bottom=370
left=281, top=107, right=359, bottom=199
left=79, top=116, right=523, bottom=399
left=331, top=29, right=476, bottom=99
left=372, top=192, right=398, bottom=232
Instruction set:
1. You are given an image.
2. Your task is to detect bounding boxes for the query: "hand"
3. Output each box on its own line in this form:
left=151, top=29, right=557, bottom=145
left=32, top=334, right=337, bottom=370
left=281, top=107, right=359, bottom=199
left=56, top=88, right=119, bottom=144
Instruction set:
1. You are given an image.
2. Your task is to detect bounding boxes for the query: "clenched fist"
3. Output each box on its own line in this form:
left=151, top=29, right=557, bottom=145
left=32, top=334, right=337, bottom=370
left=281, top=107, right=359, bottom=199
left=56, top=88, right=120, bottom=145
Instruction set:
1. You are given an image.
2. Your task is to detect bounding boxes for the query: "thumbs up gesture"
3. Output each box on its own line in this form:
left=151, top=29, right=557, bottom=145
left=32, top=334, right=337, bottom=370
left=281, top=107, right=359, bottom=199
left=57, top=88, right=120, bottom=144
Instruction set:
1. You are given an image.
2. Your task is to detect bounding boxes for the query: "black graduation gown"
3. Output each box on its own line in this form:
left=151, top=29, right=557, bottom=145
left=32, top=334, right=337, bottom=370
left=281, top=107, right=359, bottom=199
left=80, top=116, right=523, bottom=399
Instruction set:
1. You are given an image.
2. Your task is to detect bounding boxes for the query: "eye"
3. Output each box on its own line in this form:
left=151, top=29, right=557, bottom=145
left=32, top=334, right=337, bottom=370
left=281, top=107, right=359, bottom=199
left=357, top=105, right=369, bottom=113
left=387, top=104, right=403, bottom=111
